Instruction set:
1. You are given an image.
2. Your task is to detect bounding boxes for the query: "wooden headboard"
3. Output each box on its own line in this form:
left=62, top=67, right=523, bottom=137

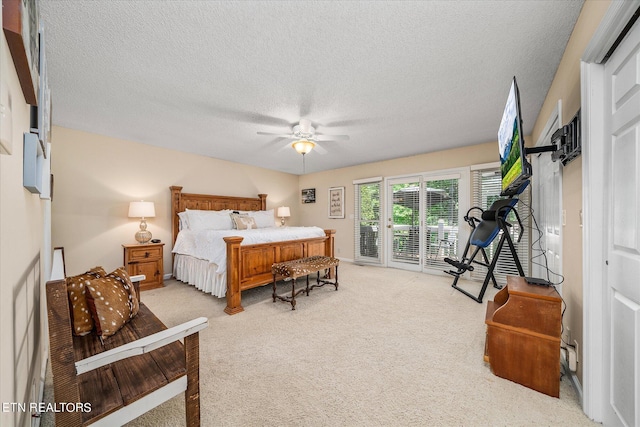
left=170, top=186, right=267, bottom=246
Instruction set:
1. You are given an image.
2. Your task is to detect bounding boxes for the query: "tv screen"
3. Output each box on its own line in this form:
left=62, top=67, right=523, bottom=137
left=498, top=77, right=531, bottom=197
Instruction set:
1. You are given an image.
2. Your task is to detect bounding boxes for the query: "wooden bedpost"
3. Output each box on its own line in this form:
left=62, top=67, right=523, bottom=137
left=324, top=229, right=335, bottom=257
left=223, top=236, right=244, bottom=315
left=170, top=186, right=183, bottom=248
left=324, top=229, right=336, bottom=278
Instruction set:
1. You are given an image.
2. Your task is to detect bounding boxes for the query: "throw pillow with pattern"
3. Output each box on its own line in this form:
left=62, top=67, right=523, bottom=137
left=85, top=267, right=140, bottom=340
left=231, top=213, right=257, bottom=230
left=66, top=266, right=106, bottom=336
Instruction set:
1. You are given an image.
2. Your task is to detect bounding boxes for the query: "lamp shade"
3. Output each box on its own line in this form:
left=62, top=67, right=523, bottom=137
left=128, top=201, right=155, bottom=218
left=277, top=206, right=291, bottom=218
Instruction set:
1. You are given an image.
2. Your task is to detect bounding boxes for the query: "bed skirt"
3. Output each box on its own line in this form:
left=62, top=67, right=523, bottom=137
left=173, top=254, right=226, bottom=298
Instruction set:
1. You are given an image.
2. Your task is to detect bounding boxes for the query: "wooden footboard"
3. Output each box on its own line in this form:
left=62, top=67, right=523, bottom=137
left=223, top=229, right=335, bottom=315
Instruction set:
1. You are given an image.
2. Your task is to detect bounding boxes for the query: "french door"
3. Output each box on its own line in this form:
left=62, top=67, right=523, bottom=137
left=387, top=177, right=422, bottom=270
left=386, top=171, right=467, bottom=273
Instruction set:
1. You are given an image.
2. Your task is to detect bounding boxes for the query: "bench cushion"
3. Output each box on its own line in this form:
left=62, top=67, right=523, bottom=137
left=272, top=255, right=340, bottom=279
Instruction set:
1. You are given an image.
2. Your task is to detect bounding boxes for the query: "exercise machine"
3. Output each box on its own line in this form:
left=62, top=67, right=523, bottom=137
left=445, top=181, right=528, bottom=303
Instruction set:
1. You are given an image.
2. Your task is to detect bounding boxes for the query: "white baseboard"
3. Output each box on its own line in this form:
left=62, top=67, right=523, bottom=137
left=561, top=351, right=583, bottom=405
left=164, top=273, right=172, bottom=280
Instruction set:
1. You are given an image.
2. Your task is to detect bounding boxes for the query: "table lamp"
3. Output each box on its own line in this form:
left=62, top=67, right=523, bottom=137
left=277, top=206, right=290, bottom=226
left=128, top=201, right=156, bottom=244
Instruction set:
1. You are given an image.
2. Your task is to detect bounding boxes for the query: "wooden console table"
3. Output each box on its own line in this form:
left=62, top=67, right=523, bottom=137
left=484, top=275, right=562, bottom=397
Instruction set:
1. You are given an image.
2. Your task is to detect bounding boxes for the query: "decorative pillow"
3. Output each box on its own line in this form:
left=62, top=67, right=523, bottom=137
left=106, top=267, right=139, bottom=317
left=249, top=209, right=275, bottom=228
left=231, top=213, right=257, bottom=230
left=66, top=266, right=106, bottom=336
left=186, top=209, right=233, bottom=231
left=84, top=267, right=140, bottom=340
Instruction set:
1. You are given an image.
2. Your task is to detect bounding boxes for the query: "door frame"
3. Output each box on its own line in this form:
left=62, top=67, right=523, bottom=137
left=581, top=0, right=640, bottom=422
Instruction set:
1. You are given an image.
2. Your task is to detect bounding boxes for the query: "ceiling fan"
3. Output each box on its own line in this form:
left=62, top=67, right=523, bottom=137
left=257, top=118, right=350, bottom=155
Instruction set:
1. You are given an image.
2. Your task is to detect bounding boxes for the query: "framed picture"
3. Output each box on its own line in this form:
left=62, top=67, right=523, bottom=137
left=30, top=26, right=50, bottom=149
left=3, top=0, right=40, bottom=105
left=37, top=26, right=51, bottom=145
left=302, top=188, right=316, bottom=204
left=328, top=187, right=345, bottom=219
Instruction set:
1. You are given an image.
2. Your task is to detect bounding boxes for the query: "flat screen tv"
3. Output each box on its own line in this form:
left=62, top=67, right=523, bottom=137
left=498, top=77, right=531, bottom=197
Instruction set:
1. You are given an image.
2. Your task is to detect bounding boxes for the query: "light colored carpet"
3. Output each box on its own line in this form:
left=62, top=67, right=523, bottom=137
left=41, top=263, right=598, bottom=426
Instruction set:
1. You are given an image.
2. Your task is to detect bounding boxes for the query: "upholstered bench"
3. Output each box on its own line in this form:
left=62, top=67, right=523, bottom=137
left=271, top=255, right=340, bottom=310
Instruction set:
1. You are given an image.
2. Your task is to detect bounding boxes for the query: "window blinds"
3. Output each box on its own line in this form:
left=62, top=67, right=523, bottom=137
left=354, top=180, right=382, bottom=264
left=423, top=178, right=460, bottom=271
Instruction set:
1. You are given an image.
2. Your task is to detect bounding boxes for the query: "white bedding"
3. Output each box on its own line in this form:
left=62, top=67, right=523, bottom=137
left=172, top=226, right=326, bottom=275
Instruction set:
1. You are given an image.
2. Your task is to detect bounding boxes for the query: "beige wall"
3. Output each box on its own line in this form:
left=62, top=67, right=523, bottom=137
left=52, top=128, right=501, bottom=268
left=1, top=31, right=47, bottom=427
left=530, top=0, right=610, bottom=383
left=50, top=127, right=300, bottom=276
left=298, top=141, right=499, bottom=258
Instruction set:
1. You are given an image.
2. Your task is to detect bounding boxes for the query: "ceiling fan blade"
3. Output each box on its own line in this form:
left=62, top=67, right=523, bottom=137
left=313, top=143, right=328, bottom=155
left=320, top=118, right=375, bottom=127
left=194, top=102, right=292, bottom=127
left=315, top=134, right=350, bottom=141
left=278, top=142, right=293, bottom=152
left=266, top=137, right=290, bottom=147
left=257, top=131, right=292, bottom=137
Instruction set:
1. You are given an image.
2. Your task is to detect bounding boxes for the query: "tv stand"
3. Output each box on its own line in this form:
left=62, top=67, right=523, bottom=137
left=484, top=275, right=562, bottom=397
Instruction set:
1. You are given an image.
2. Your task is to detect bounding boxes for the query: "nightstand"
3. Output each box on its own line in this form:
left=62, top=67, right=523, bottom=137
left=122, top=243, right=164, bottom=291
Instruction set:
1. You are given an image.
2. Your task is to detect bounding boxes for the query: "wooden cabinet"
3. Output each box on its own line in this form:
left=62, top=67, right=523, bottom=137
left=484, top=275, right=562, bottom=397
left=123, top=243, right=164, bottom=291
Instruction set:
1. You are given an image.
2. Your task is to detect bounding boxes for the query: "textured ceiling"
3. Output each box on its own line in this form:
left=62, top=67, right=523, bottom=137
left=39, top=1, right=584, bottom=175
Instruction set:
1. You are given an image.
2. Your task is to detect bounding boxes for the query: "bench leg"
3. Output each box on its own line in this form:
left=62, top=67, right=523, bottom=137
left=291, top=277, right=297, bottom=310
left=185, top=333, right=201, bottom=427
left=272, top=273, right=277, bottom=302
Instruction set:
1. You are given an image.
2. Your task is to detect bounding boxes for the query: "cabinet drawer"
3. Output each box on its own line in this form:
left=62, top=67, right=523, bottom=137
left=128, top=246, right=162, bottom=261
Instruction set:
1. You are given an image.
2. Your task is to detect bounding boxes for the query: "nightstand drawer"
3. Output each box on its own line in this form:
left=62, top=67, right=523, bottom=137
left=128, top=246, right=162, bottom=261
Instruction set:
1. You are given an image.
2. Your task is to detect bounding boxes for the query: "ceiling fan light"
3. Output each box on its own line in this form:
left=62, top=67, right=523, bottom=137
left=292, top=139, right=315, bottom=155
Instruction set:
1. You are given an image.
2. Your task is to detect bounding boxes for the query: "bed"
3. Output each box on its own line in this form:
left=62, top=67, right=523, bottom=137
left=170, top=186, right=335, bottom=315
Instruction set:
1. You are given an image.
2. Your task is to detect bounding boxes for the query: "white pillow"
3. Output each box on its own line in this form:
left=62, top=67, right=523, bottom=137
left=178, top=211, right=189, bottom=230
left=186, top=209, right=233, bottom=231
left=249, top=209, right=276, bottom=228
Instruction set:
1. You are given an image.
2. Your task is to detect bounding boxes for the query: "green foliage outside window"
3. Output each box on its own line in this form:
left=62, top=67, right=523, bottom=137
left=359, top=183, right=380, bottom=221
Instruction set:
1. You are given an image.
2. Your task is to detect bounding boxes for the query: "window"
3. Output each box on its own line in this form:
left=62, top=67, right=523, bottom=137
left=354, top=178, right=382, bottom=264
